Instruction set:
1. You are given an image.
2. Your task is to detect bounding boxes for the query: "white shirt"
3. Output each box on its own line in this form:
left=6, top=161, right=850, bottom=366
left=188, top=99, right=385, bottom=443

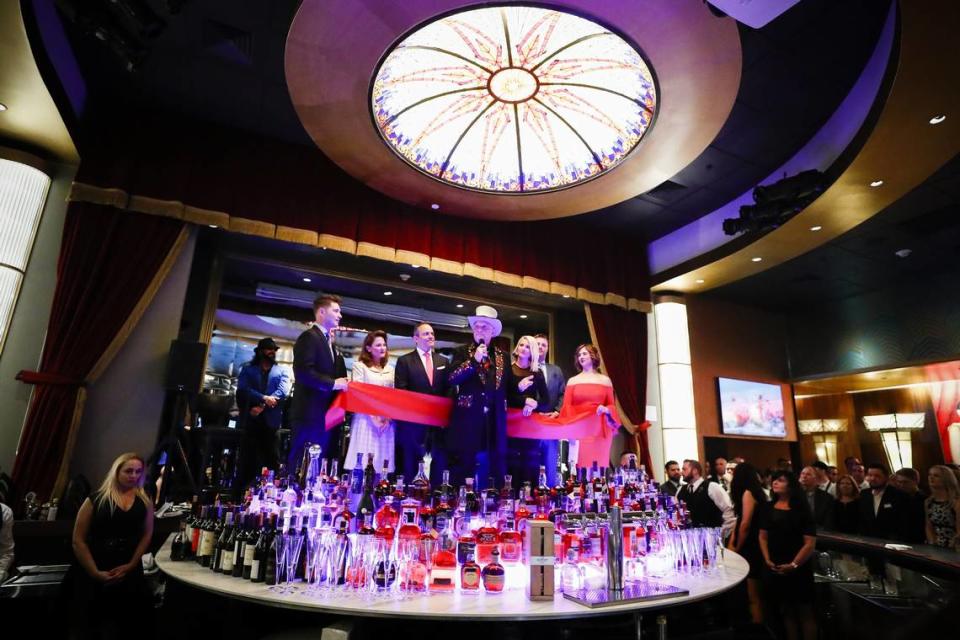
left=0, top=503, right=13, bottom=583
left=819, top=480, right=837, bottom=497
left=872, top=487, right=885, bottom=515
left=690, top=477, right=737, bottom=536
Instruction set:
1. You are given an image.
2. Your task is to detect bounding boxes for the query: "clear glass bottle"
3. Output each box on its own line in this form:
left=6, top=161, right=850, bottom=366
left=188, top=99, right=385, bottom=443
left=560, top=548, right=585, bottom=593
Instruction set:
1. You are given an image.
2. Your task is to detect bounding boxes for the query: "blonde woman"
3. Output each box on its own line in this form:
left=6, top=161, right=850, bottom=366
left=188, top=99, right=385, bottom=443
left=926, top=465, right=960, bottom=549
left=69, top=452, right=154, bottom=636
left=507, top=335, right=548, bottom=482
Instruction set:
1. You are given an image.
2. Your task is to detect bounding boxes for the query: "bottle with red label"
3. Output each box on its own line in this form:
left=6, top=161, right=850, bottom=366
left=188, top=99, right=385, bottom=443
left=498, top=513, right=522, bottom=565
left=481, top=546, right=505, bottom=593
left=460, top=551, right=481, bottom=592
left=475, top=515, right=500, bottom=564
left=397, top=498, right=421, bottom=549
left=430, top=536, right=457, bottom=592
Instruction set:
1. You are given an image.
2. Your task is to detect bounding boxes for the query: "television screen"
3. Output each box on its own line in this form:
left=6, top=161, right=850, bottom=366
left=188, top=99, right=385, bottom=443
left=717, top=377, right=786, bottom=437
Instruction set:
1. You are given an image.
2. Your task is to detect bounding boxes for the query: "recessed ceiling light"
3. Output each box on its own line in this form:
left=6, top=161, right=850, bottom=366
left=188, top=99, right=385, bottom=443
left=320, top=246, right=327, bottom=250
left=520, top=314, right=528, bottom=319
left=810, top=225, right=822, bottom=231
left=383, top=291, right=393, bottom=296
left=208, top=224, right=218, bottom=229
left=431, top=203, right=440, bottom=210
left=411, top=264, right=421, bottom=269
left=695, top=279, right=705, bottom=284
left=929, top=114, right=946, bottom=125
left=894, top=248, right=912, bottom=258
left=0, top=103, right=7, bottom=112
left=751, top=257, right=762, bottom=262
left=302, top=277, right=312, bottom=283
left=870, top=180, right=884, bottom=187
left=562, top=294, right=571, bottom=298
left=456, top=303, right=464, bottom=308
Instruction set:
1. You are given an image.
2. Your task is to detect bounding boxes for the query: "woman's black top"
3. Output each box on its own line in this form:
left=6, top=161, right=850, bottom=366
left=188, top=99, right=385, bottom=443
left=507, top=364, right=547, bottom=409
left=86, top=491, right=148, bottom=571
left=832, top=498, right=860, bottom=534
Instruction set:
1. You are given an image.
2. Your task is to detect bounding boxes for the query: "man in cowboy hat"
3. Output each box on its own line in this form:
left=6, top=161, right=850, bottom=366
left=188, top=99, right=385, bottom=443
left=446, top=305, right=537, bottom=487
left=236, top=337, right=291, bottom=488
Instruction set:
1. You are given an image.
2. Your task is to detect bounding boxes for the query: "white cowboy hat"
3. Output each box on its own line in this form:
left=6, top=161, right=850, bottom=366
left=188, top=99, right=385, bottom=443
left=467, top=305, right=502, bottom=337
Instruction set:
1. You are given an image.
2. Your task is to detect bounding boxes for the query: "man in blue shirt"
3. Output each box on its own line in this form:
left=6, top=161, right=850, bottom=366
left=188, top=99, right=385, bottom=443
left=237, top=337, right=291, bottom=488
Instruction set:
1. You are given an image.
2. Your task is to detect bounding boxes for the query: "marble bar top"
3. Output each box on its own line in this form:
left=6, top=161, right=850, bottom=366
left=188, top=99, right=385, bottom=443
left=156, top=536, right=748, bottom=621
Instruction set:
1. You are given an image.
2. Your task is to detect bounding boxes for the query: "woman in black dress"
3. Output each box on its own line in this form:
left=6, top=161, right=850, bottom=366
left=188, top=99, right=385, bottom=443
left=832, top=474, right=861, bottom=534
left=728, top=462, right=767, bottom=624
left=506, top=335, right=548, bottom=484
left=759, top=469, right=817, bottom=640
left=69, top=452, right=154, bottom=639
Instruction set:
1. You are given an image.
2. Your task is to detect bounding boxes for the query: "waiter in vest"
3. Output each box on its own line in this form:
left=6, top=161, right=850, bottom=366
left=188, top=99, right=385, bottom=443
left=677, top=459, right=736, bottom=537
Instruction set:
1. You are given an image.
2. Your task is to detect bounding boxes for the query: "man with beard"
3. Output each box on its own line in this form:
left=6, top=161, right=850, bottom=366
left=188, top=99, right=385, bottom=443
left=661, top=460, right=682, bottom=497
left=677, top=459, right=736, bottom=537
left=236, top=337, right=291, bottom=489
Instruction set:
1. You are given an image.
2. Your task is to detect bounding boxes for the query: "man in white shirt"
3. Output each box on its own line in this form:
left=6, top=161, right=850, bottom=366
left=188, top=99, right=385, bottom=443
left=677, top=459, right=736, bottom=537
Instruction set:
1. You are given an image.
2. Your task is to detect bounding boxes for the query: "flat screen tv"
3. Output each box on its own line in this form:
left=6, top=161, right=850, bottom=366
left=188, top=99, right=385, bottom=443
left=717, top=377, right=786, bottom=438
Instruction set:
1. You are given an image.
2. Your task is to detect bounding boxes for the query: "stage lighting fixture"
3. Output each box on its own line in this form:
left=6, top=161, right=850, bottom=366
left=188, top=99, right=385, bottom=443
left=753, top=169, right=826, bottom=204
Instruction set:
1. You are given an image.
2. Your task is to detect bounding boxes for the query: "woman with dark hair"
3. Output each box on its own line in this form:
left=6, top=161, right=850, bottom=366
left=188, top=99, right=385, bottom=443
left=759, top=470, right=817, bottom=640
left=728, top=462, right=767, bottom=624
left=554, top=344, right=620, bottom=470
left=832, top=474, right=861, bottom=534
left=344, top=330, right=395, bottom=474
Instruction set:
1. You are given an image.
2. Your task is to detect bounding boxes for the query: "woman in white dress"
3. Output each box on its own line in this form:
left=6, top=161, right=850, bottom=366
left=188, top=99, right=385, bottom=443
left=344, top=330, right=395, bottom=473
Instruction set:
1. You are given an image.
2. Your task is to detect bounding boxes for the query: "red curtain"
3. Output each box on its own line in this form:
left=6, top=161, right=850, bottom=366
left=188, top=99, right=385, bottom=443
left=587, top=303, right=652, bottom=473
left=12, top=202, right=186, bottom=502
left=75, top=110, right=649, bottom=307
left=927, top=378, right=960, bottom=464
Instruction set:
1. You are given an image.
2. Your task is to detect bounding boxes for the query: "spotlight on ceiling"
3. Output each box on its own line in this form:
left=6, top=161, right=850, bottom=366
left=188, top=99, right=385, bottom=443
left=929, top=114, right=946, bottom=125
left=870, top=180, right=884, bottom=187
left=431, top=203, right=440, bottom=210
left=723, top=169, right=825, bottom=236
left=0, top=103, right=7, bottom=112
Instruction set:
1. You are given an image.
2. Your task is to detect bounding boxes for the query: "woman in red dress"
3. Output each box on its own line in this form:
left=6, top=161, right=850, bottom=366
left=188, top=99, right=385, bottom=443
left=556, top=344, right=620, bottom=469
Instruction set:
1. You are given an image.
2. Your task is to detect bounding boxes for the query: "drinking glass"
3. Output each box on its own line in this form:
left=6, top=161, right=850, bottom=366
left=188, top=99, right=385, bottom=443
left=285, top=530, right=305, bottom=593
left=271, top=534, right=288, bottom=592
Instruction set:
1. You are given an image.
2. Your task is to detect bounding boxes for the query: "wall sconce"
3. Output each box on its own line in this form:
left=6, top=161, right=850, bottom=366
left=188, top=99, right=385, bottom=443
left=798, top=419, right=847, bottom=466
left=862, top=413, right=925, bottom=470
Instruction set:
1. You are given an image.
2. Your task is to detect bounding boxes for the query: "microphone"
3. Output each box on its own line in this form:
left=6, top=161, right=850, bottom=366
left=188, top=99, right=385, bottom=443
left=476, top=338, right=491, bottom=370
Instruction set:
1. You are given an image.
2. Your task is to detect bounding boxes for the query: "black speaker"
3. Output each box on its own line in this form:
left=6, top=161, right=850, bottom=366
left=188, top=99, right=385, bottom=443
left=164, top=339, right=207, bottom=392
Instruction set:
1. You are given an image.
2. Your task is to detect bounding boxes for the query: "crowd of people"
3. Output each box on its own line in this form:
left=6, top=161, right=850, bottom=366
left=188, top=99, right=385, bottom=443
left=236, top=295, right=628, bottom=491
left=664, top=454, right=960, bottom=639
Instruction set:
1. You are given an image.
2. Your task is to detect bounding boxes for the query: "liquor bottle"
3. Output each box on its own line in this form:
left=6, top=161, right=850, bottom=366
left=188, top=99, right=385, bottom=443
left=433, top=490, right=452, bottom=538
left=464, top=477, right=480, bottom=515
left=243, top=513, right=262, bottom=579
left=498, top=513, right=522, bottom=565
left=358, top=458, right=377, bottom=531
left=375, top=459, right=392, bottom=503
left=434, top=469, right=454, bottom=508
left=170, top=520, right=187, bottom=561
left=199, top=506, right=219, bottom=567
left=500, top=474, right=514, bottom=503
left=218, top=510, right=237, bottom=574
left=397, top=497, right=421, bottom=549
left=456, top=525, right=476, bottom=565
left=483, top=477, right=498, bottom=516
left=429, top=536, right=457, bottom=592
left=411, top=461, right=431, bottom=505
left=401, top=544, right=428, bottom=593
left=264, top=526, right=279, bottom=586
left=251, top=513, right=275, bottom=583
left=475, top=515, right=499, bottom=565
left=537, top=465, right=549, bottom=497
left=560, top=548, right=585, bottom=593
left=392, top=475, right=407, bottom=502
left=304, top=443, right=322, bottom=489
left=333, top=519, right=351, bottom=585
left=183, top=496, right=199, bottom=559
left=372, top=538, right=397, bottom=590
left=374, top=495, right=398, bottom=543
left=481, top=546, right=505, bottom=593
left=231, top=514, right=248, bottom=577
left=350, top=453, right=365, bottom=494
left=419, top=504, right=438, bottom=541
left=460, top=551, right=481, bottom=592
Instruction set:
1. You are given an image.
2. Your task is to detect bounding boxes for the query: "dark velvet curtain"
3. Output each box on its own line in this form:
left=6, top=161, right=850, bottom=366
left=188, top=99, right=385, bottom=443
left=587, top=303, right=652, bottom=473
left=12, top=202, right=186, bottom=502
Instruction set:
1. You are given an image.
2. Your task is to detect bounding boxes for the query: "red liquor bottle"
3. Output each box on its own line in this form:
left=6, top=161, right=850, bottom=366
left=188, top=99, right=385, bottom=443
left=460, top=551, right=481, bottom=592
left=429, top=536, right=457, bottom=592
left=498, top=513, right=522, bottom=565
left=481, top=547, right=505, bottom=593
left=474, top=516, right=500, bottom=564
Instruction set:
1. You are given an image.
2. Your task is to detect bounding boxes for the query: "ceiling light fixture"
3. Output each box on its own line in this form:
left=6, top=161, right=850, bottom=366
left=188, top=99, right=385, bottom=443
left=929, top=114, right=946, bottom=125
left=431, top=203, right=440, bottom=210
left=894, top=248, right=912, bottom=258
left=411, top=264, right=421, bottom=269
left=520, top=314, right=528, bottom=319
left=370, top=5, right=657, bottom=194
left=695, top=279, right=705, bottom=284
left=208, top=224, right=218, bottom=229
left=870, top=180, right=884, bottom=187
left=810, top=225, right=822, bottom=231
left=562, top=294, right=571, bottom=298
left=456, top=304, right=464, bottom=308
left=751, top=257, right=762, bottom=263
left=383, top=291, right=393, bottom=296
left=0, top=103, right=7, bottom=112
left=302, top=277, right=312, bottom=283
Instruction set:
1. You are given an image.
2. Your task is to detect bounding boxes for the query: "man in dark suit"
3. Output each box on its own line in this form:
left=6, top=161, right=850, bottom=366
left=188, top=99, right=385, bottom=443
left=288, top=294, right=348, bottom=471
left=535, top=333, right=565, bottom=485
left=858, top=462, right=908, bottom=541
left=236, top=337, right=291, bottom=488
left=800, top=465, right=835, bottom=530
left=394, top=322, right=449, bottom=483
left=446, top=305, right=537, bottom=487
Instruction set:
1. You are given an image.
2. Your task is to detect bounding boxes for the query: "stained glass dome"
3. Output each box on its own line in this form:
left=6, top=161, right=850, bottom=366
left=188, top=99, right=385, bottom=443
left=371, top=5, right=657, bottom=194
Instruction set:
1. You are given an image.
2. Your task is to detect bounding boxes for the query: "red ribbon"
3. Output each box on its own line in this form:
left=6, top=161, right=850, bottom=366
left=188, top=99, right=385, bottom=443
left=325, top=382, right=614, bottom=440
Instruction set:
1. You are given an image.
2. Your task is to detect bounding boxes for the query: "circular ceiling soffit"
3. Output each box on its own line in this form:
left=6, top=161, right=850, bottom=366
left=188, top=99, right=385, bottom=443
left=286, top=1, right=742, bottom=220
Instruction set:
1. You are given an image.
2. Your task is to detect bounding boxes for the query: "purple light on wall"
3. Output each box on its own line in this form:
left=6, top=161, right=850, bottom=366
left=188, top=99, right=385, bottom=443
left=648, top=1, right=896, bottom=275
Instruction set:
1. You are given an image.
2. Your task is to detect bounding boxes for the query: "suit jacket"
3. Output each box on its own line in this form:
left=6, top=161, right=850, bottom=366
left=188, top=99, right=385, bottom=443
left=289, top=326, right=347, bottom=427
left=394, top=349, right=449, bottom=440
left=805, top=488, right=835, bottom=530
left=446, top=342, right=518, bottom=454
left=858, top=485, right=908, bottom=541
left=236, top=362, right=291, bottom=429
left=537, top=362, right=566, bottom=413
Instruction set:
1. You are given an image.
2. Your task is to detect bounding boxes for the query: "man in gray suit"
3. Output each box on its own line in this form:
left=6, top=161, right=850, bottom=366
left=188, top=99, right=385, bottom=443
left=535, top=333, right=566, bottom=485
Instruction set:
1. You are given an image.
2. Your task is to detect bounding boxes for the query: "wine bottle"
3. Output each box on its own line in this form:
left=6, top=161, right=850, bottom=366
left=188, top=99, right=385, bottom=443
left=213, top=510, right=234, bottom=572
left=170, top=520, right=187, bottom=561
left=251, top=513, right=275, bottom=583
